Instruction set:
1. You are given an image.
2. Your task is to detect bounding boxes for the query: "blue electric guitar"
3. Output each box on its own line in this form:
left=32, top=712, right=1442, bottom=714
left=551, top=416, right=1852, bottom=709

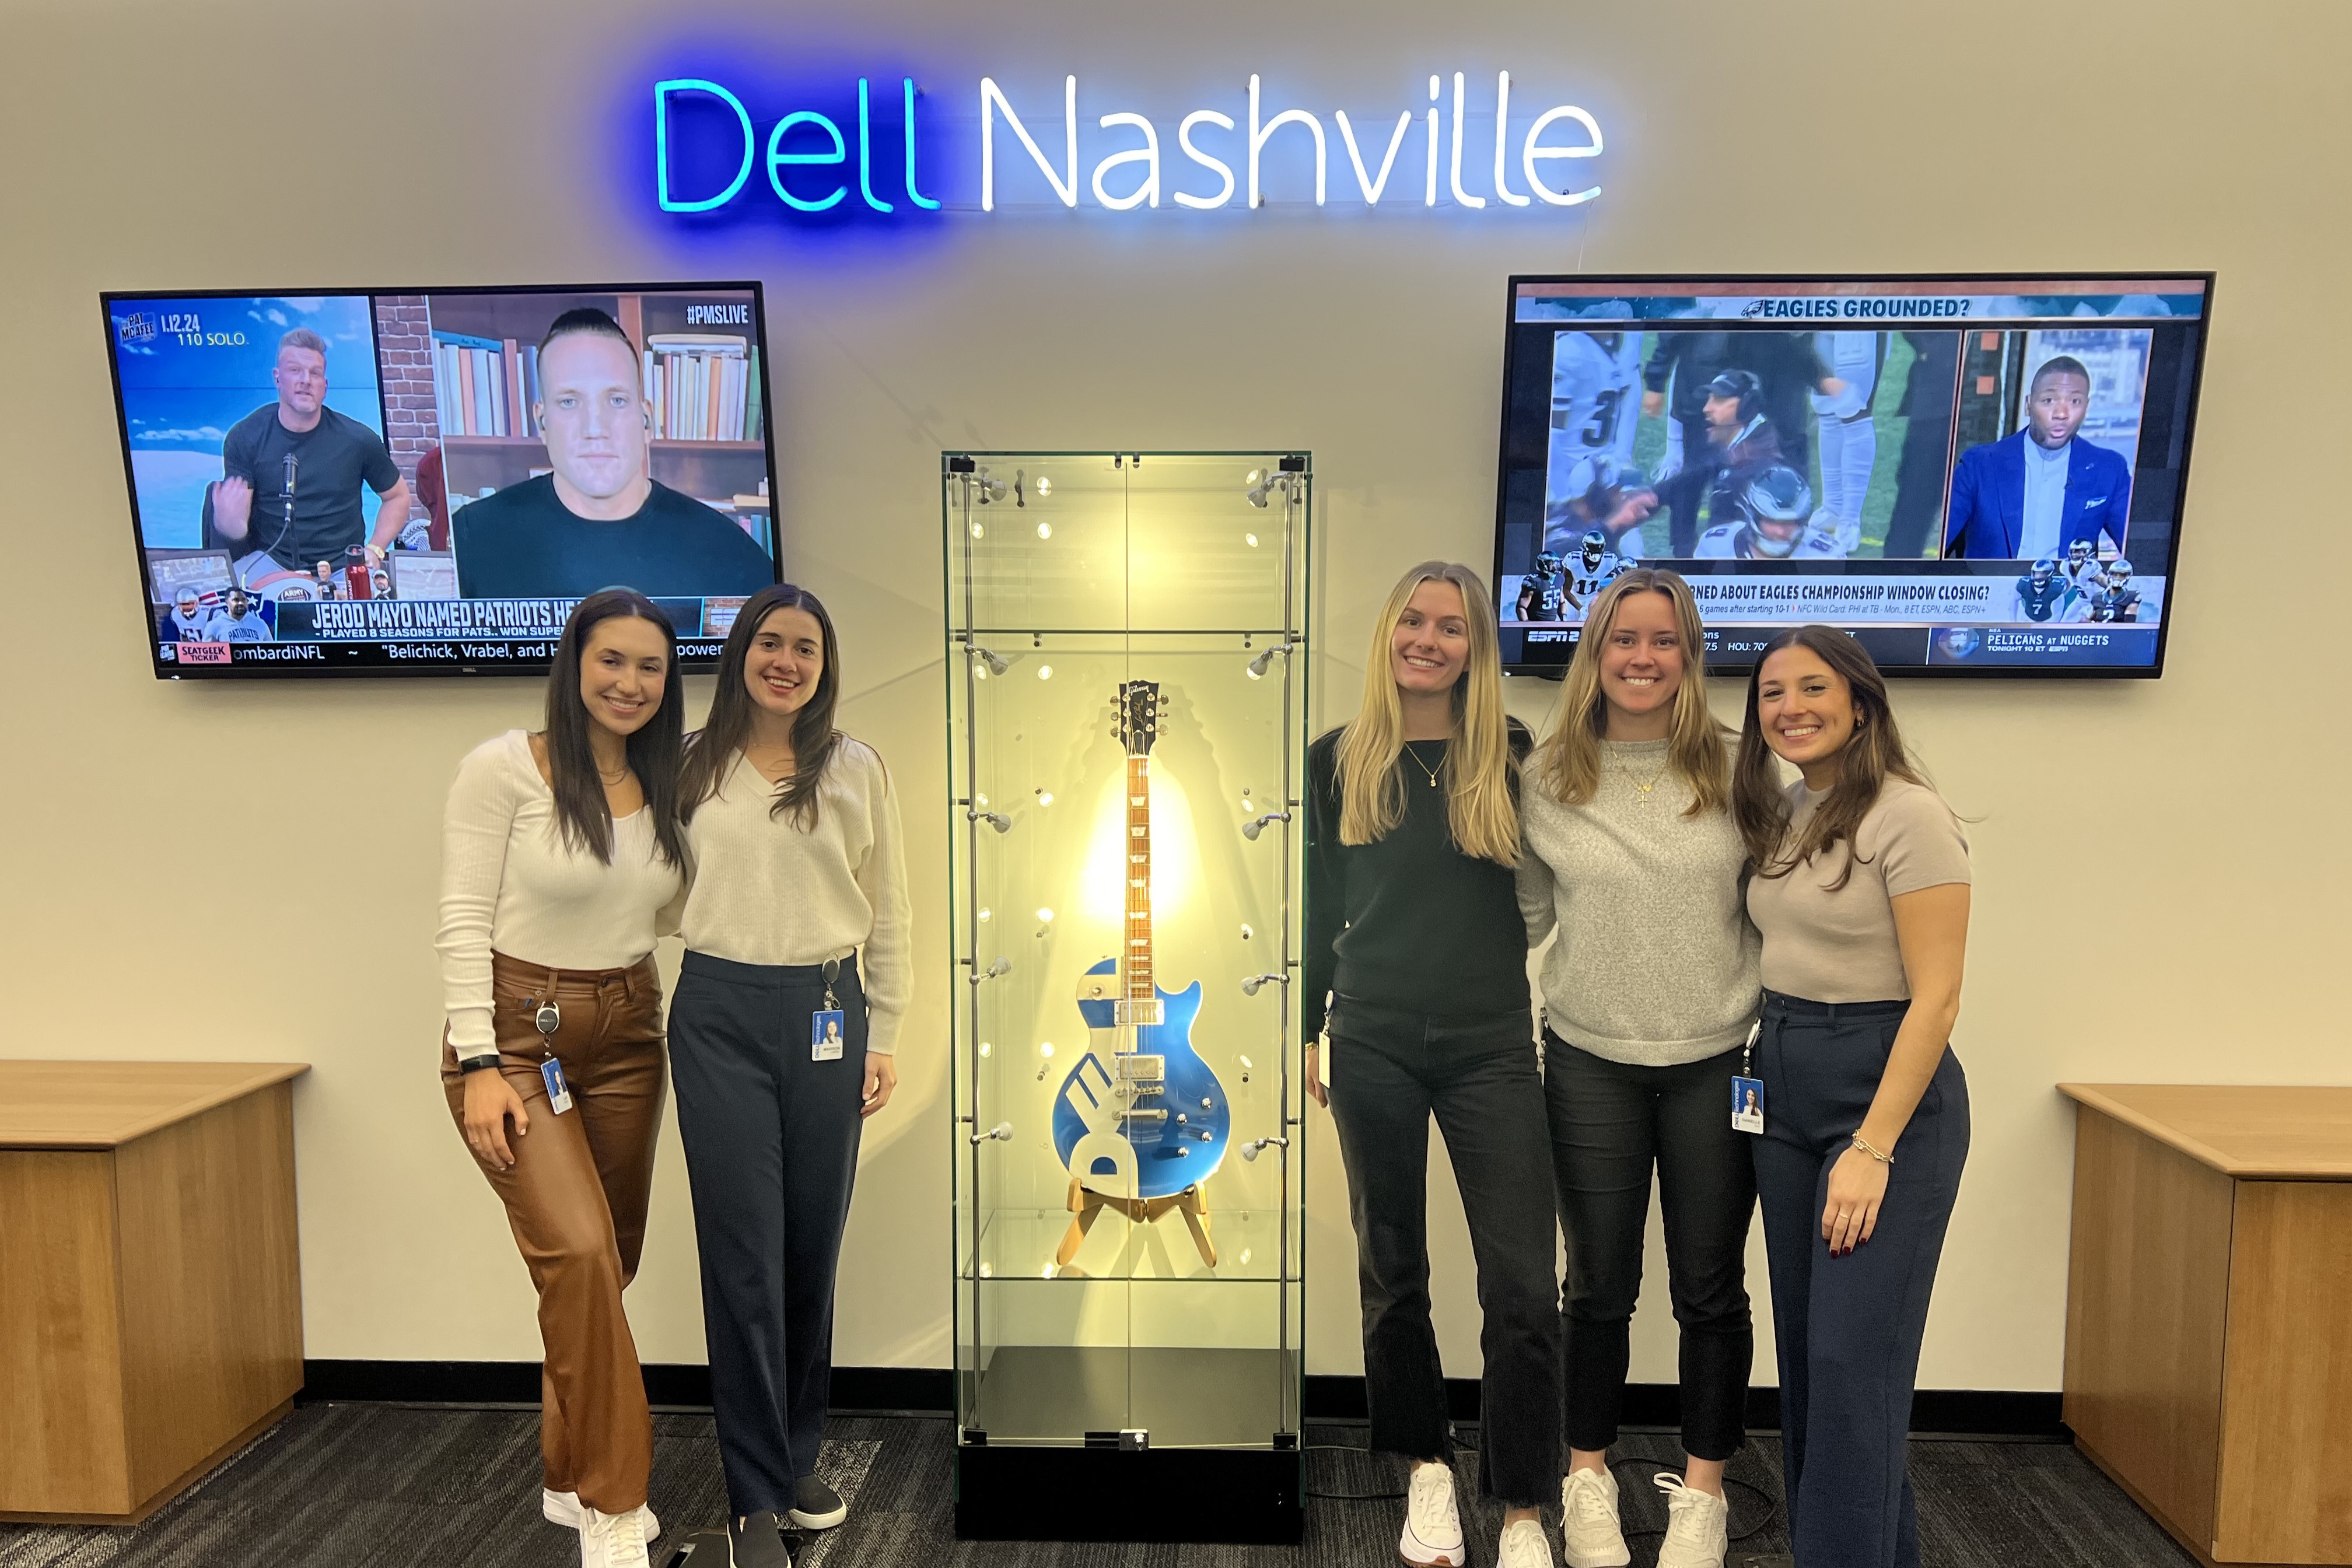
left=1051, top=681, right=1231, bottom=1206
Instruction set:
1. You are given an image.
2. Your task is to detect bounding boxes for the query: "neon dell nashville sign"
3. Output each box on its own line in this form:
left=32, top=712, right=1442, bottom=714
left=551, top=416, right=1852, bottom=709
left=653, top=72, right=1605, bottom=215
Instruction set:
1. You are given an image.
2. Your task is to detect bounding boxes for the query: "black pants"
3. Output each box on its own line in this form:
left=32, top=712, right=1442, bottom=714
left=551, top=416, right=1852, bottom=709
left=1324, top=996, right=1562, bottom=1508
left=669, top=950, right=869, bottom=1517
left=1544, top=1035, right=1755, bottom=1462
left=1751, top=992, right=1968, bottom=1568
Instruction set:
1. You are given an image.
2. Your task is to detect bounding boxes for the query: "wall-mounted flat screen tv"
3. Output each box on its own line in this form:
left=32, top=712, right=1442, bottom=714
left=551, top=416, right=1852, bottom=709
left=1493, top=272, right=2212, bottom=676
left=104, top=282, right=778, bottom=677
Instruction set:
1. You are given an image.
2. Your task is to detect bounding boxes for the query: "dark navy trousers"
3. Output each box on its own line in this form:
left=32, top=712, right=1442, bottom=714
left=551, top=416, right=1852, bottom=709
left=1751, top=992, right=1968, bottom=1568
left=669, top=950, right=869, bottom=1517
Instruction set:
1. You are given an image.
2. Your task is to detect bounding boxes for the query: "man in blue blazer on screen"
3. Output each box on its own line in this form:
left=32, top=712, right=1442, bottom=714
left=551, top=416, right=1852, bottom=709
left=1944, top=355, right=2133, bottom=558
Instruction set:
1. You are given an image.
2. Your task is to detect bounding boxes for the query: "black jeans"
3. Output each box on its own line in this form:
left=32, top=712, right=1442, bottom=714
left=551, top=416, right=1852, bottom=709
left=668, top=950, right=870, bottom=1517
left=1544, top=1035, right=1756, bottom=1462
left=1324, top=995, right=1562, bottom=1508
left=1751, top=992, right=1969, bottom=1568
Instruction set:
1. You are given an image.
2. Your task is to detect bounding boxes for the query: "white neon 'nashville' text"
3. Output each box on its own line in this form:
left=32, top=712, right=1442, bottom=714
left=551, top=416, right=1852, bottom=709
left=979, top=72, right=1600, bottom=211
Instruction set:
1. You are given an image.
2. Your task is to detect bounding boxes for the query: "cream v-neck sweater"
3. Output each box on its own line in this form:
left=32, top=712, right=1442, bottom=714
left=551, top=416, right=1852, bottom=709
left=435, top=730, right=685, bottom=1060
left=678, top=740, right=912, bottom=1055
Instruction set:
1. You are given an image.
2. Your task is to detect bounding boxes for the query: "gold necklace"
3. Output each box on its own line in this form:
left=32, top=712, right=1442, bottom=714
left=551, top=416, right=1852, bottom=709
left=1606, top=741, right=1671, bottom=802
left=1401, top=740, right=1445, bottom=789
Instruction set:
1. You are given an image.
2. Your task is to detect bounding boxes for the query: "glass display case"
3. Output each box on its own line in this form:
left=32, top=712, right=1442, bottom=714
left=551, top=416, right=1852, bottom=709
left=943, top=452, right=1311, bottom=1543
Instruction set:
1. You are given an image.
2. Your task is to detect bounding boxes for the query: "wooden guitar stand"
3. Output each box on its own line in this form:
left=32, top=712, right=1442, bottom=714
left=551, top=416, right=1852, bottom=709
left=1056, top=1176, right=1217, bottom=1270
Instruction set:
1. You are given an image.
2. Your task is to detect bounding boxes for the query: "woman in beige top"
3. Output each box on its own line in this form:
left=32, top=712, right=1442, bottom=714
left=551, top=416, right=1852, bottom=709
left=1731, top=626, right=1971, bottom=1568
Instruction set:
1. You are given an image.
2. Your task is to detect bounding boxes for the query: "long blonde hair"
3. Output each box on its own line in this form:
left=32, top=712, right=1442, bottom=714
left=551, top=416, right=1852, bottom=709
left=1531, top=568, right=1730, bottom=816
left=1334, top=561, right=1520, bottom=865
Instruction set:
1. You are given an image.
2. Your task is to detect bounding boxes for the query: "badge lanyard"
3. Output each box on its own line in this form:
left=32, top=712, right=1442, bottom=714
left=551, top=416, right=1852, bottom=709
left=812, top=957, right=846, bottom=1062
left=1731, top=1019, right=1763, bottom=1136
left=527, top=994, right=573, bottom=1114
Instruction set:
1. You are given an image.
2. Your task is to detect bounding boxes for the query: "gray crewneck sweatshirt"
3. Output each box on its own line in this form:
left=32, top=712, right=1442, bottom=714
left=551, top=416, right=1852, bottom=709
left=1516, top=738, right=1760, bottom=1065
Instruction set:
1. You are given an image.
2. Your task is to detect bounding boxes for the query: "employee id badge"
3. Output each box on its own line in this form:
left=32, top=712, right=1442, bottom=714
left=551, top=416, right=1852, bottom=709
left=540, top=1056, right=575, bottom=1115
left=1731, top=1076, right=1765, bottom=1135
left=811, top=1009, right=846, bottom=1062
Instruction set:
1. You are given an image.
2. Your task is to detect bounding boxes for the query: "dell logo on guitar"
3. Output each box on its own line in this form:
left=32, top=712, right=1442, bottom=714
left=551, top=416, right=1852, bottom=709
left=652, top=69, right=1606, bottom=218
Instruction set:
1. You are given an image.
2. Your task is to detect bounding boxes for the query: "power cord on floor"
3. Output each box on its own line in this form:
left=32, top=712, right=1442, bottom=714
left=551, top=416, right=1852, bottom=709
left=1303, top=1440, right=1780, bottom=1543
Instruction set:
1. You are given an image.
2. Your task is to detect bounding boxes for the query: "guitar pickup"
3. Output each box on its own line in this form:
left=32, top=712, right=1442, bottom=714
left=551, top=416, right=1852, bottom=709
left=1115, top=1055, right=1165, bottom=1084
left=1111, top=1000, right=1164, bottom=1026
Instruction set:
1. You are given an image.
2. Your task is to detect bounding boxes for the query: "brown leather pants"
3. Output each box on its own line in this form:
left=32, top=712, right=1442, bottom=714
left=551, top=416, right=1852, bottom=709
left=442, top=951, right=665, bottom=1514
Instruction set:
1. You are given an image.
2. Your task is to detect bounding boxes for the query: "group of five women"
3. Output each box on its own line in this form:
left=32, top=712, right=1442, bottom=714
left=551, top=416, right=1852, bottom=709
left=437, top=558, right=1969, bottom=1568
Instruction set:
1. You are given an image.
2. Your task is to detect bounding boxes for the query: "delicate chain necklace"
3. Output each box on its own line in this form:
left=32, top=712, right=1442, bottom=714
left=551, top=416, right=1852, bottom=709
left=1606, top=740, right=1672, bottom=802
left=1401, top=740, right=1446, bottom=789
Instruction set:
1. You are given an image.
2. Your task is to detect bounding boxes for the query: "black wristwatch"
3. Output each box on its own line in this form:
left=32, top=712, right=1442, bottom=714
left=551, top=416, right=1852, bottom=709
left=459, top=1055, right=503, bottom=1074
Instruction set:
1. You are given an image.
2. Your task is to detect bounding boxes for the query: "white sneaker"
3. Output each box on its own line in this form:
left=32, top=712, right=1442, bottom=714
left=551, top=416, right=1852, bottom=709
left=1400, top=1461, right=1466, bottom=1566
left=1652, top=1473, right=1729, bottom=1568
left=579, top=1504, right=652, bottom=1568
left=546, top=1490, right=660, bottom=1540
left=1558, top=1466, right=1629, bottom=1568
left=1498, top=1517, right=1555, bottom=1568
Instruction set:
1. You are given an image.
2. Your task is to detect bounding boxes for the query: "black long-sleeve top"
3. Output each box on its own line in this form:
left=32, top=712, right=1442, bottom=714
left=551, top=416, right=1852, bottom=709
left=1301, top=720, right=1532, bottom=1041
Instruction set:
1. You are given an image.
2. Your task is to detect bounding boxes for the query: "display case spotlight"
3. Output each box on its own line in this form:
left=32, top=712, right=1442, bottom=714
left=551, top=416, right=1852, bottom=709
left=1245, top=532, right=1259, bottom=548
left=1244, top=467, right=1301, bottom=509
left=1036, top=522, right=1052, bottom=539
left=972, top=648, right=1011, bottom=677
left=970, top=1121, right=1013, bottom=1144
left=1245, top=645, right=1289, bottom=679
left=1035, top=790, right=1054, bottom=807
left=981, top=956, right=1012, bottom=979
left=974, top=810, right=1014, bottom=833
left=1034, top=475, right=1052, bottom=497
left=1240, top=1135, right=1290, bottom=1163
left=1037, top=664, right=1054, bottom=680
left=1241, top=810, right=1292, bottom=840
left=1240, top=972, right=1287, bottom=996
left=1038, top=1041, right=1055, bottom=1058
left=1035, top=907, right=1055, bottom=923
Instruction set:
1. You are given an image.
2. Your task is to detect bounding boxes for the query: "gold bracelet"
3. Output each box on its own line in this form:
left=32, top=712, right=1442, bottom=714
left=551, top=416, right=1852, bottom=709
left=1851, top=1132, right=1895, bottom=1165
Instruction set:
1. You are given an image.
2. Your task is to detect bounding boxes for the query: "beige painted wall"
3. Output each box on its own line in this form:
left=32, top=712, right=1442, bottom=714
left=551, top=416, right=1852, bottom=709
left=5, top=0, right=2347, bottom=1392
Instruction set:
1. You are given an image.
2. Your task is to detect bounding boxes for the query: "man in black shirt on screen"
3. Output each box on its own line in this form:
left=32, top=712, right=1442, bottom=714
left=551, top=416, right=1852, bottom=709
left=453, top=309, right=775, bottom=600
left=206, top=328, right=413, bottom=583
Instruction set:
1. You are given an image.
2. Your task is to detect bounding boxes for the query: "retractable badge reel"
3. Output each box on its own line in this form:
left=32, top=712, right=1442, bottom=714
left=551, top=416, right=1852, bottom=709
left=1731, top=1020, right=1763, bottom=1136
left=528, top=995, right=573, bottom=1114
left=812, top=958, right=845, bottom=1062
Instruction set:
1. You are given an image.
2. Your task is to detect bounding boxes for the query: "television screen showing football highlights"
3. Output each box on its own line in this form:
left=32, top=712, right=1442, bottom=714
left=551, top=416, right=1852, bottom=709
left=1492, top=274, right=2212, bottom=675
left=106, top=284, right=778, bottom=676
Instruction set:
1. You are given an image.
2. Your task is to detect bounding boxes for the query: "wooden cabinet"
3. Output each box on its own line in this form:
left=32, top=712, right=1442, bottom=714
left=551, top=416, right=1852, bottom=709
left=2060, top=1084, right=2352, bottom=1567
left=0, top=1061, right=308, bottom=1523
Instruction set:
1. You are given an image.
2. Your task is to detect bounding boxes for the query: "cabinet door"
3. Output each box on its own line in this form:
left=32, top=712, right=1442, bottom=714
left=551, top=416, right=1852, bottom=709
left=2060, top=1107, right=2232, bottom=1549
left=2213, top=1180, right=2352, bottom=1563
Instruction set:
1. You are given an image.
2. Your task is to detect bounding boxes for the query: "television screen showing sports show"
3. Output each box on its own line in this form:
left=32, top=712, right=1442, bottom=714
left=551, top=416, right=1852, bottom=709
left=1492, top=274, right=2212, bottom=676
left=104, top=283, right=779, bottom=677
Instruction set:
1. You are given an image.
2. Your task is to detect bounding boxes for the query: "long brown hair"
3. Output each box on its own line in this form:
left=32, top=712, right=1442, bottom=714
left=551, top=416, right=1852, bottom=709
left=1530, top=568, right=1730, bottom=816
left=1734, top=625, right=1925, bottom=891
left=1334, top=561, right=1520, bottom=865
left=681, top=583, right=842, bottom=828
left=541, top=589, right=687, bottom=867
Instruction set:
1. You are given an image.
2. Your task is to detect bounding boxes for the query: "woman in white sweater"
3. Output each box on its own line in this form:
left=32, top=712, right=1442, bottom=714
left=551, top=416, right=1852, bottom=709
left=1517, top=569, right=1761, bottom=1568
left=667, top=583, right=909, bottom=1568
left=435, top=589, right=690, bottom=1568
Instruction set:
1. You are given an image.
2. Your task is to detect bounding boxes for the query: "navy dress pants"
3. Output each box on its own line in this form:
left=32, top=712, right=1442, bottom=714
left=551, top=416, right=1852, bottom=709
left=1751, top=992, right=1968, bottom=1568
left=670, top=950, right=869, bottom=1517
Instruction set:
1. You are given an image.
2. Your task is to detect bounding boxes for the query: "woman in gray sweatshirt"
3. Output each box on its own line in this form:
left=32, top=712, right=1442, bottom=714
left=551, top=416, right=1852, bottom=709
left=1517, top=568, right=1761, bottom=1568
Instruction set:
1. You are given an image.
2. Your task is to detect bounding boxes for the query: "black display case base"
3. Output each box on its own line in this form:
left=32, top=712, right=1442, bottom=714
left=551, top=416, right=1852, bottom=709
left=955, top=1443, right=1302, bottom=1543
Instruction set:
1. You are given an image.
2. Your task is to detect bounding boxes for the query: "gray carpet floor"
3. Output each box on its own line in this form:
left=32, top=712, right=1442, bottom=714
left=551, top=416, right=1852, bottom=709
left=0, top=1406, right=2200, bottom=1567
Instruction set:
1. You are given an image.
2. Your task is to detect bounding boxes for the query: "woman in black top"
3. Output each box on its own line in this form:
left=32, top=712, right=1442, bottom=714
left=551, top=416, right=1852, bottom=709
left=1306, top=561, right=1559, bottom=1568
